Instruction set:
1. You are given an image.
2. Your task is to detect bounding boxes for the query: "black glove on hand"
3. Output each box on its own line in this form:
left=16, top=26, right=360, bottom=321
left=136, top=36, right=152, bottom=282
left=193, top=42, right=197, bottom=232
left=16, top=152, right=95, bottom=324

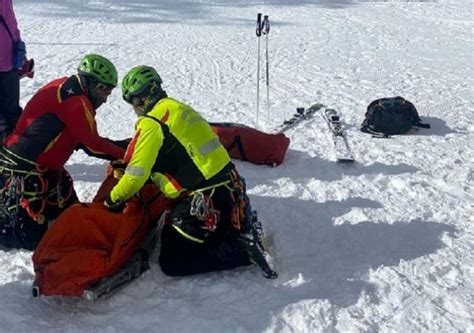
left=104, top=193, right=125, bottom=213
left=111, top=138, right=132, bottom=150
left=111, top=159, right=127, bottom=179
left=111, top=159, right=127, bottom=169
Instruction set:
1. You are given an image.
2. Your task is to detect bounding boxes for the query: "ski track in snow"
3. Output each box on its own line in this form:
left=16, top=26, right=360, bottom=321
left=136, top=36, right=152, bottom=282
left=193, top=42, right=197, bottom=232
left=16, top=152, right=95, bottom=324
left=0, top=0, right=473, bottom=332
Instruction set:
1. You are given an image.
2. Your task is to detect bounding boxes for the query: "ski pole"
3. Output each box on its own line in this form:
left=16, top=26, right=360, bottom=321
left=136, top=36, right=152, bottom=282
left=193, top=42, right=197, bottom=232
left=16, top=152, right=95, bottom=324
left=256, top=13, right=263, bottom=127
left=262, top=15, right=270, bottom=126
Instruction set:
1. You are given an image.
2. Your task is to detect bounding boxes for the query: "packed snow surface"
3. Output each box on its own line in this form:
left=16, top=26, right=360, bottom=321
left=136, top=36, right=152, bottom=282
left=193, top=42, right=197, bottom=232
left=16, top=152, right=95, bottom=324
left=1, top=0, right=472, bottom=332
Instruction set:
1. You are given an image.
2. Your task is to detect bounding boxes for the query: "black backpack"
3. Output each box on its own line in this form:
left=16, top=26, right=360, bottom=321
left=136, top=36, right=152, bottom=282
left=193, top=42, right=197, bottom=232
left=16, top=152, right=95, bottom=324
left=361, top=96, right=430, bottom=137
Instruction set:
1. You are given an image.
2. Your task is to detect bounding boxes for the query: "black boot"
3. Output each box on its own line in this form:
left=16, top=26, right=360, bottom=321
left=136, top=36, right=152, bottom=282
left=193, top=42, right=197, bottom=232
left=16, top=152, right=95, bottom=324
left=238, top=210, right=278, bottom=279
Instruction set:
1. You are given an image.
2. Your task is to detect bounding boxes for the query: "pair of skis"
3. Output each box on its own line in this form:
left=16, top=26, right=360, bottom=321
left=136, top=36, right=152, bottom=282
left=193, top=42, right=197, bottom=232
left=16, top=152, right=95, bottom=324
left=276, top=103, right=354, bottom=163
left=321, top=108, right=355, bottom=163
left=275, top=103, right=325, bottom=133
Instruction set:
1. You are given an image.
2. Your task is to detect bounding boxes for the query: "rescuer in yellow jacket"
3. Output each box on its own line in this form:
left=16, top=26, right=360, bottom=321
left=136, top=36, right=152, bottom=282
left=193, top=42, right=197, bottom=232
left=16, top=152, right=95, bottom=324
left=105, top=66, right=277, bottom=278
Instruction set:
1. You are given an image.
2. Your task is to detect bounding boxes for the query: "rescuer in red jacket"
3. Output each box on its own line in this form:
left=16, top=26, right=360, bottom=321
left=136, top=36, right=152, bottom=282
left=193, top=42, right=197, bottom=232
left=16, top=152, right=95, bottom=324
left=0, top=54, right=126, bottom=250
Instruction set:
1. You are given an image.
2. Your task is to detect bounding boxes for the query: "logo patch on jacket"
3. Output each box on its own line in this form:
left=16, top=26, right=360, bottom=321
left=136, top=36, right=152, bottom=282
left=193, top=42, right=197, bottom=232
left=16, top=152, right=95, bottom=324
left=59, top=76, right=85, bottom=102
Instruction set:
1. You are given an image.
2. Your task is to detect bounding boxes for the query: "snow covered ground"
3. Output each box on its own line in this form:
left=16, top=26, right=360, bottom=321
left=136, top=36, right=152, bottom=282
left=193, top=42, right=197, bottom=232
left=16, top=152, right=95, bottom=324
left=1, top=0, right=472, bottom=331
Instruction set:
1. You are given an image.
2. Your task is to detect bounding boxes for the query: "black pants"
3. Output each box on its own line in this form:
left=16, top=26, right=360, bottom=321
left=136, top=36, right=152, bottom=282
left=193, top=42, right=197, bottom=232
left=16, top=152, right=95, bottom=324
left=0, top=169, right=78, bottom=250
left=159, top=185, right=251, bottom=276
left=0, top=69, right=21, bottom=139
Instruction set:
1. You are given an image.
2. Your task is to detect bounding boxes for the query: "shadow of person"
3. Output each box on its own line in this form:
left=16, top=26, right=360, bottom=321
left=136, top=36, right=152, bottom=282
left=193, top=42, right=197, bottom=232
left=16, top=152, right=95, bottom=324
left=250, top=195, right=455, bottom=310
left=235, top=150, right=419, bottom=184
left=0, top=194, right=455, bottom=332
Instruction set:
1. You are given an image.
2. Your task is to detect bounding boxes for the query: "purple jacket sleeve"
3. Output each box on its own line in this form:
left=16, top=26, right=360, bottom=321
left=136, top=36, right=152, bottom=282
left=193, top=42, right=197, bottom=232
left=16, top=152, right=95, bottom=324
left=0, top=0, right=21, bottom=71
left=1, top=0, right=20, bottom=40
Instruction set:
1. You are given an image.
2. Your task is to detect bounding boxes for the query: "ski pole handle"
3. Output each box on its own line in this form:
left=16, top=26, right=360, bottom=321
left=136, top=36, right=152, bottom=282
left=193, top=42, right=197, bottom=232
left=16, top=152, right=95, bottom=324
left=263, top=15, right=270, bottom=35
left=256, top=13, right=263, bottom=37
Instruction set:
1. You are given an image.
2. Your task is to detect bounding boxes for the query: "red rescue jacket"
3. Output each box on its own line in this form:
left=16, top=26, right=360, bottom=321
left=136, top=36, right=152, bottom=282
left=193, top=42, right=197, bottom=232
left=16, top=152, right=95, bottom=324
left=4, top=75, right=124, bottom=170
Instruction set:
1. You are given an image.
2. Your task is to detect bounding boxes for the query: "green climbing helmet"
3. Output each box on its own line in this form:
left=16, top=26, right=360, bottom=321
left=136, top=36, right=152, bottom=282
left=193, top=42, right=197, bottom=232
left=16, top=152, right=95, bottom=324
left=78, top=54, right=118, bottom=88
left=122, top=65, right=162, bottom=103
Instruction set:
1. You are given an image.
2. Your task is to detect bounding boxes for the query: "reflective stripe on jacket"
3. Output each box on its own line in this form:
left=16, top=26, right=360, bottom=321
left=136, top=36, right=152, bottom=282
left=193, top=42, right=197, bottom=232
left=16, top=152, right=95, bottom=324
left=111, top=97, right=231, bottom=201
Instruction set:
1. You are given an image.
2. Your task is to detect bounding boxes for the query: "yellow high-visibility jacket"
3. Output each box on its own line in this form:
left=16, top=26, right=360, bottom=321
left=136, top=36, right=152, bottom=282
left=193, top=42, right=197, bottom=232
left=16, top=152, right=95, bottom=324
left=110, top=97, right=231, bottom=201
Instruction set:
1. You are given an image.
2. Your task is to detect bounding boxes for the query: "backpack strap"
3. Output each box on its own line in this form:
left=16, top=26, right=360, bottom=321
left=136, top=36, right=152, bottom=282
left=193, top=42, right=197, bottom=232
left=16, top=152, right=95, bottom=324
left=366, top=98, right=381, bottom=112
left=360, top=125, right=390, bottom=138
left=413, top=122, right=431, bottom=129
left=226, top=136, right=249, bottom=161
left=402, top=99, right=431, bottom=129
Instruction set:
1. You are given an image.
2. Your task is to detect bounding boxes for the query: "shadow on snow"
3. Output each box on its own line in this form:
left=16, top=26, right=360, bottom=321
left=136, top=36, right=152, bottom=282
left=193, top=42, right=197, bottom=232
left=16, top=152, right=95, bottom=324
left=253, top=195, right=455, bottom=307
left=408, top=116, right=463, bottom=137
left=0, top=191, right=455, bottom=331
left=237, top=150, right=419, bottom=183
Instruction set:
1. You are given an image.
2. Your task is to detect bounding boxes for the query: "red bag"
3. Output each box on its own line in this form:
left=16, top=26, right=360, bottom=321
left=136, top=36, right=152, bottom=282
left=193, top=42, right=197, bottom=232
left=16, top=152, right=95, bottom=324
left=211, top=123, right=290, bottom=166
left=32, top=169, right=170, bottom=297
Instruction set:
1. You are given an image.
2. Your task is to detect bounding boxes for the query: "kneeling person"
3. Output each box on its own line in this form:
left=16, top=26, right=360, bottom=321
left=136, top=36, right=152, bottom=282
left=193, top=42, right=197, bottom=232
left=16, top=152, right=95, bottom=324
left=105, top=66, right=277, bottom=278
left=0, top=54, right=126, bottom=250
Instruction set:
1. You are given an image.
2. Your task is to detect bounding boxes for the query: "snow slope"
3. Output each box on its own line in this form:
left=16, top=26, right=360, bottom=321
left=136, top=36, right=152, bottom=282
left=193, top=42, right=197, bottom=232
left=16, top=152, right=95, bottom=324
left=1, top=0, right=473, bottom=331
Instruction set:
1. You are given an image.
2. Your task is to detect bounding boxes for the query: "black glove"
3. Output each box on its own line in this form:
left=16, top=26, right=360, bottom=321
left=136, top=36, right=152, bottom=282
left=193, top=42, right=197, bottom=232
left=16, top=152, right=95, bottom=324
left=104, top=193, right=125, bottom=213
left=111, top=159, right=127, bottom=169
left=110, top=138, right=132, bottom=150
left=111, top=159, right=127, bottom=179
